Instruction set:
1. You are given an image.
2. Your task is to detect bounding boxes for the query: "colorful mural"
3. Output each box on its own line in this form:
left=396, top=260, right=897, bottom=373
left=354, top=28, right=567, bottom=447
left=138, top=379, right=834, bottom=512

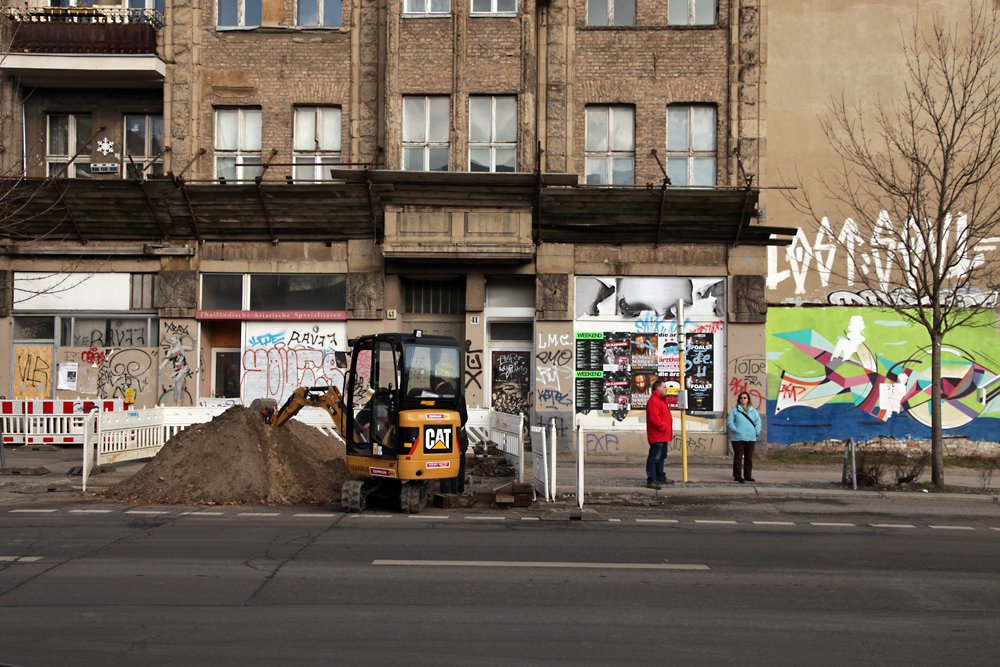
left=767, top=308, right=1000, bottom=444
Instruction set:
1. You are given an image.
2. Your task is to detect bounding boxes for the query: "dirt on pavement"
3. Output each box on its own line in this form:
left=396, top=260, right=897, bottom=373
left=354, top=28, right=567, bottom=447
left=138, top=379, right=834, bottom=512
left=103, top=406, right=350, bottom=506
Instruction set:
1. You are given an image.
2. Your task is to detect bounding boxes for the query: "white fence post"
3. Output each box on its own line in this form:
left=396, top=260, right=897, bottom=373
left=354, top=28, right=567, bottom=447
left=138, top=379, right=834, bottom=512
left=530, top=425, right=550, bottom=501
left=548, top=418, right=557, bottom=500
left=576, top=424, right=585, bottom=508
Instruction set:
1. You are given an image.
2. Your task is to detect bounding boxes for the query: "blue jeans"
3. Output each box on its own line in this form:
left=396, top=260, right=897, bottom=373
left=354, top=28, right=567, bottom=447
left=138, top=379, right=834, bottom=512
left=646, top=441, right=668, bottom=483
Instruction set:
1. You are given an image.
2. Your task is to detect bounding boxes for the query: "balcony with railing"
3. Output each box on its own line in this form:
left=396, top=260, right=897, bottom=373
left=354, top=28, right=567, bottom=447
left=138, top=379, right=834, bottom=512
left=6, top=7, right=165, bottom=54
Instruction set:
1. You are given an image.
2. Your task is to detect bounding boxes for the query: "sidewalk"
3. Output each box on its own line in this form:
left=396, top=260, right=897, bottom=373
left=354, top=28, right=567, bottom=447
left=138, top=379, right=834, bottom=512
left=1, top=445, right=998, bottom=505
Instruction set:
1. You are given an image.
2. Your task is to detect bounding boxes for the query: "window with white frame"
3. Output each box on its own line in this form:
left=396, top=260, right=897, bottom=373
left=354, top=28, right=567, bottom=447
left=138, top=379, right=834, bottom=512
left=471, top=0, right=516, bottom=15
left=584, top=106, right=634, bottom=185
left=586, top=0, right=634, bottom=26
left=215, top=108, right=262, bottom=182
left=402, top=96, right=450, bottom=171
left=666, top=105, right=716, bottom=186
left=668, top=0, right=715, bottom=26
left=297, top=0, right=342, bottom=26
left=47, top=113, right=92, bottom=179
left=128, top=0, right=165, bottom=15
left=123, top=114, right=164, bottom=179
left=218, top=0, right=262, bottom=27
left=293, top=107, right=342, bottom=181
left=469, top=96, right=516, bottom=173
left=404, top=0, right=450, bottom=16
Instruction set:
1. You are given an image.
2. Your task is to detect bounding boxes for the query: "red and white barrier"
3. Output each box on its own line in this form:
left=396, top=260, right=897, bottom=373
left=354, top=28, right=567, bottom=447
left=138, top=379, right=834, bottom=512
left=2, top=400, right=125, bottom=446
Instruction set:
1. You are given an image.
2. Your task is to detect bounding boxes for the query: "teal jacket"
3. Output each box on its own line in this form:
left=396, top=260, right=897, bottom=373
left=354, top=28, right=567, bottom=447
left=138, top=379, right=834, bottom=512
left=726, top=405, right=762, bottom=442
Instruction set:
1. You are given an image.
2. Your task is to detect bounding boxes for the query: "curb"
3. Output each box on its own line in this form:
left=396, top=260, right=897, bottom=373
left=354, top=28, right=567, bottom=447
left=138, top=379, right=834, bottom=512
left=585, top=485, right=999, bottom=503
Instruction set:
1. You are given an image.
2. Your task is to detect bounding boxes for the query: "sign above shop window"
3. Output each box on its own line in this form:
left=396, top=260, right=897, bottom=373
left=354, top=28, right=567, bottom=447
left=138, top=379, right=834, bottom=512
left=196, top=310, right=347, bottom=321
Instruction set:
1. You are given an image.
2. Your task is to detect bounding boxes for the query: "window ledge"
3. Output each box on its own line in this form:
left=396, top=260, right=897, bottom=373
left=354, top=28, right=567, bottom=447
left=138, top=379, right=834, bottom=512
left=402, top=13, right=453, bottom=19
left=215, top=25, right=348, bottom=33
left=579, top=24, right=720, bottom=31
left=469, top=12, right=519, bottom=18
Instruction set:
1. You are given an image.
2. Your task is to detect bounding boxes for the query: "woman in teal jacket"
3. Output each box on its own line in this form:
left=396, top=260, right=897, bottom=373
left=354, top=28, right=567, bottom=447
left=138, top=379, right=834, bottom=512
left=726, top=391, right=762, bottom=483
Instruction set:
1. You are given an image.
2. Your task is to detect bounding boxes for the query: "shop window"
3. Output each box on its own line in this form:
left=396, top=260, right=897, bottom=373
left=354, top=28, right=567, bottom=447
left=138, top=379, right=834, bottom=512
left=202, top=274, right=244, bottom=310
left=586, top=0, right=634, bottom=26
left=13, top=316, right=54, bottom=341
left=404, top=0, right=450, bottom=16
left=403, top=279, right=465, bottom=315
left=585, top=106, right=634, bottom=185
left=215, top=108, right=262, bottom=182
left=402, top=96, right=450, bottom=171
left=668, top=0, right=716, bottom=26
left=218, top=0, right=261, bottom=27
left=60, top=317, right=157, bottom=348
left=293, top=107, right=342, bottom=181
left=128, top=0, right=166, bottom=17
left=666, top=105, right=717, bottom=186
left=130, top=273, right=156, bottom=310
left=469, top=96, right=516, bottom=173
left=249, top=274, right=347, bottom=311
left=124, top=115, right=164, bottom=179
left=297, top=0, right=342, bottom=26
left=47, top=113, right=92, bottom=179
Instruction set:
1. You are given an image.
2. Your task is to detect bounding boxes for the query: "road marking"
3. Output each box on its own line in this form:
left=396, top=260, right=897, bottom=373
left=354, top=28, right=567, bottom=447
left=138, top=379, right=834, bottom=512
left=465, top=516, right=506, bottom=521
left=695, top=520, right=738, bottom=524
left=636, top=519, right=679, bottom=524
left=1, top=556, right=43, bottom=562
left=407, top=515, right=449, bottom=520
left=0, top=557, right=19, bottom=561
left=608, top=518, right=621, bottom=522
left=811, top=522, right=855, bottom=527
left=929, top=525, right=974, bottom=530
left=870, top=524, right=915, bottom=528
left=294, top=514, right=337, bottom=518
left=70, top=509, right=113, bottom=514
left=521, top=517, right=540, bottom=521
left=9, top=509, right=57, bottom=513
left=125, top=511, right=168, bottom=515
left=349, top=514, right=392, bottom=518
left=186, top=512, right=224, bottom=516
left=373, top=559, right=709, bottom=570
left=753, top=521, right=796, bottom=525
left=238, top=513, right=280, bottom=517
left=991, top=528, right=1000, bottom=532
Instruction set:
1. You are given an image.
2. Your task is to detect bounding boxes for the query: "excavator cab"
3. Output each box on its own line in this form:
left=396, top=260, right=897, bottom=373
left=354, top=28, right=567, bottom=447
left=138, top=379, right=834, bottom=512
left=341, top=331, right=463, bottom=512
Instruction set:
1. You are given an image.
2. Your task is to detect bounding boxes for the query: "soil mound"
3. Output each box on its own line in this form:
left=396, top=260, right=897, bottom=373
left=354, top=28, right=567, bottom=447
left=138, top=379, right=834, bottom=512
left=104, top=406, right=350, bottom=506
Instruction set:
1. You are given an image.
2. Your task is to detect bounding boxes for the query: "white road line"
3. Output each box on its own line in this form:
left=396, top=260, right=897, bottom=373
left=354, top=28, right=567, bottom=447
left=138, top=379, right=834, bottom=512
left=185, top=512, right=224, bottom=516
left=608, top=518, right=622, bottom=522
left=521, top=517, right=540, bottom=521
left=929, top=525, right=974, bottom=530
left=9, top=509, right=57, bottom=513
left=373, top=559, right=709, bottom=570
left=125, top=511, right=168, bottom=515
left=991, top=527, right=1000, bottom=532
left=695, top=520, right=738, bottom=524
left=349, top=514, right=392, bottom=518
left=811, top=522, right=855, bottom=527
left=238, top=513, right=280, bottom=517
left=636, top=519, right=679, bottom=524
left=0, top=557, right=19, bottom=561
left=753, top=521, right=796, bottom=525
left=407, top=515, right=449, bottom=521
left=465, top=516, right=506, bottom=521
left=70, top=510, right=113, bottom=514
left=18, top=556, right=42, bottom=562
left=871, top=524, right=915, bottom=528
left=293, top=514, right=337, bottom=518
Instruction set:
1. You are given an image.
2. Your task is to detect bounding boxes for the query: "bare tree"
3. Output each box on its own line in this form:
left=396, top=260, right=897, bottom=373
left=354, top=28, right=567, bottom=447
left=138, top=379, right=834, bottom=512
left=785, top=1, right=1000, bottom=486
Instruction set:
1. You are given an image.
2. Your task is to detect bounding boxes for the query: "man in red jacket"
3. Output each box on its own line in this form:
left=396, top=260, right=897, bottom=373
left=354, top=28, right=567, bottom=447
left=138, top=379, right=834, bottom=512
left=645, top=379, right=674, bottom=489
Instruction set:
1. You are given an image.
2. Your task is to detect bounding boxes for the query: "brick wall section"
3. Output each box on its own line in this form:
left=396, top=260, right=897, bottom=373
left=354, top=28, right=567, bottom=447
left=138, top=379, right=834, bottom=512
left=574, top=243, right=728, bottom=271
left=464, top=18, right=523, bottom=93
left=397, top=19, right=457, bottom=92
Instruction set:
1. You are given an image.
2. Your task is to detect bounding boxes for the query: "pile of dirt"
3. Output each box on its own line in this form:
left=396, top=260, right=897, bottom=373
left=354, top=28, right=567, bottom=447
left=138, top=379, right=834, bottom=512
left=104, top=406, right=351, bottom=506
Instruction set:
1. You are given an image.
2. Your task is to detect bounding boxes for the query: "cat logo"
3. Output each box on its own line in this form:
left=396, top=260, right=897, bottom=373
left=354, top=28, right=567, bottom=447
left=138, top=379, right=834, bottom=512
left=423, top=425, right=453, bottom=453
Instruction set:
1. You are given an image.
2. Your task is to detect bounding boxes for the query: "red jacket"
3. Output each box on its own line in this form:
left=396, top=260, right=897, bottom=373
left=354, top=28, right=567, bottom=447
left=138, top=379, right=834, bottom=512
left=646, top=391, right=673, bottom=444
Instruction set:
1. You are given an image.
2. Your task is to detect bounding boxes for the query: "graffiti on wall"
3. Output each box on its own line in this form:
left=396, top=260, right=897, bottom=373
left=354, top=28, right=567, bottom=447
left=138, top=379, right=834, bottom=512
left=491, top=350, right=531, bottom=417
left=767, top=308, right=1000, bottom=444
left=98, top=349, right=155, bottom=405
left=536, top=332, right=573, bottom=412
left=14, top=345, right=51, bottom=400
left=159, top=321, right=195, bottom=406
left=240, top=322, right=348, bottom=406
left=728, top=355, right=767, bottom=411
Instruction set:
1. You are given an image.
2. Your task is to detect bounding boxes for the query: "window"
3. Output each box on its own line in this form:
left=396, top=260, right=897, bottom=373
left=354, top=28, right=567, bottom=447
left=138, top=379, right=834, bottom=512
left=293, top=107, right=342, bottom=181
left=201, top=274, right=348, bottom=311
left=202, top=274, right=244, bottom=310
left=402, top=96, right=450, bottom=171
left=666, top=106, right=716, bottom=186
left=128, top=0, right=165, bottom=16
left=403, top=279, right=465, bottom=314
left=585, top=106, right=634, bottom=185
left=404, top=0, right=450, bottom=15
left=471, top=0, right=516, bottom=14
left=469, top=96, right=516, bottom=173
left=218, top=0, right=261, bottom=27
left=60, top=317, right=158, bottom=348
left=123, top=115, right=164, bottom=179
left=130, top=274, right=156, bottom=310
left=215, top=108, right=262, bottom=182
left=297, top=0, right=342, bottom=26
left=668, top=0, right=716, bottom=26
left=586, top=0, right=634, bottom=26
left=47, top=113, right=92, bottom=179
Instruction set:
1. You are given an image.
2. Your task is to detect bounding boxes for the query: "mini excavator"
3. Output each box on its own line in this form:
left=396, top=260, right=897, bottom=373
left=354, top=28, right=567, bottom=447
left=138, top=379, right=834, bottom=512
left=254, top=331, right=463, bottom=513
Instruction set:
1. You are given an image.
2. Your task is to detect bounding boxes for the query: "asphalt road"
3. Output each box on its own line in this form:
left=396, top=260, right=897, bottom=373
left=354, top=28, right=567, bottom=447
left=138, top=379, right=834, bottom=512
left=1, top=497, right=998, bottom=667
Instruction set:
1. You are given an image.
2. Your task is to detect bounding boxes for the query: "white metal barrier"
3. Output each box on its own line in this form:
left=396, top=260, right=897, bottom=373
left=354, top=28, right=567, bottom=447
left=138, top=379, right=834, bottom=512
left=489, top=410, right=525, bottom=483
left=465, top=408, right=489, bottom=446
left=2, top=400, right=124, bottom=446
left=530, top=423, right=559, bottom=502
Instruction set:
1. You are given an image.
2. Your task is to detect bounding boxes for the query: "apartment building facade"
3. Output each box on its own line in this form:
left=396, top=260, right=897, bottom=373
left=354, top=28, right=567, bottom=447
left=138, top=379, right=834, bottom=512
left=0, top=0, right=787, bottom=456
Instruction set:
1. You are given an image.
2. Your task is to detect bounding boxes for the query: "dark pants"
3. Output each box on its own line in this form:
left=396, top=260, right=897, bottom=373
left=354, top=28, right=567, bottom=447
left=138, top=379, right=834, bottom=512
left=732, top=440, right=755, bottom=479
left=646, top=441, right=668, bottom=483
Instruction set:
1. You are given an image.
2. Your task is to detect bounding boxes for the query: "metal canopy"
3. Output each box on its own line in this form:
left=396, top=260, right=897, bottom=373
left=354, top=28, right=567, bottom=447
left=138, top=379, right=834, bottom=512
left=0, top=172, right=795, bottom=247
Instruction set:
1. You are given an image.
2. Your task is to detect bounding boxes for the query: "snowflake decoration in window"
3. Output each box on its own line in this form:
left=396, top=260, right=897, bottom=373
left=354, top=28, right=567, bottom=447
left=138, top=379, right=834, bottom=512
left=97, top=137, right=115, bottom=156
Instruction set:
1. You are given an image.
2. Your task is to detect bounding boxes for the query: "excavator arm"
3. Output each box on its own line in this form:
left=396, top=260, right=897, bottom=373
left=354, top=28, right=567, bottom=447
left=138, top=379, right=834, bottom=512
left=269, top=386, right=351, bottom=438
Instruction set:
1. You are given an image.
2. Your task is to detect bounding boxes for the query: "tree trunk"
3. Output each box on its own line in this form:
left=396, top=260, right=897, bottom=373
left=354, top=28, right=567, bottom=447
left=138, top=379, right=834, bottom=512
left=931, top=332, right=944, bottom=486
